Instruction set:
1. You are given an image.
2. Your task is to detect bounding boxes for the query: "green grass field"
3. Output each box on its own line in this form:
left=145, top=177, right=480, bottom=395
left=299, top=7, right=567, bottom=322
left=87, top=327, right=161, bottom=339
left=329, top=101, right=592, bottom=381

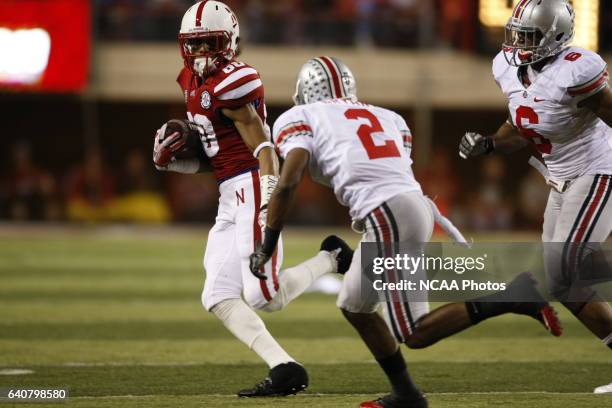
left=0, top=226, right=611, bottom=408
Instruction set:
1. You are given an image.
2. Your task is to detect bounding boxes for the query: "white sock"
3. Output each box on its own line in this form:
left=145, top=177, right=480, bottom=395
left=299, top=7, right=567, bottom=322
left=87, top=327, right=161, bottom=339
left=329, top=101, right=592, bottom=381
left=212, top=298, right=294, bottom=368
left=263, top=251, right=336, bottom=312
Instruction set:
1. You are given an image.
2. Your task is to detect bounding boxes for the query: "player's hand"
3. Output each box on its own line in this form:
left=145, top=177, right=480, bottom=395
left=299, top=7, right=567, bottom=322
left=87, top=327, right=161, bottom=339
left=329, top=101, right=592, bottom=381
left=459, top=132, right=494, bottom=159
left=153, top=129, right=185, bottom=169
left=249, top=245, right=270, bottom=280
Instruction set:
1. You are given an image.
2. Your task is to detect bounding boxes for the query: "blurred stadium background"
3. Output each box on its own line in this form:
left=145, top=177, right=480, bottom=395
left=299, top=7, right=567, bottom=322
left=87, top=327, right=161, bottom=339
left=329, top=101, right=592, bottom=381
left=1, top=0, right=610, bottom=232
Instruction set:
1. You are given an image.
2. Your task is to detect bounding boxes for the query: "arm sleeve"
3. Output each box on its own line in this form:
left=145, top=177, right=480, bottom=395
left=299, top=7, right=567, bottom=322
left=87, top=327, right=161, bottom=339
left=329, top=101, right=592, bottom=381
left=392, top=112, right=413, bottom=154
left=214, top=67, right=264, bottom=109
left=566, top=52, right=609, bottom=103
left=272, top=109, right=314, bottom=160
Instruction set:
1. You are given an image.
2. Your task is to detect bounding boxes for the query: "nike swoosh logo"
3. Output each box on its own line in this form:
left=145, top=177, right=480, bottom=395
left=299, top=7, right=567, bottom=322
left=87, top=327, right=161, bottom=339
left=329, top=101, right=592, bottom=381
left=534, top=98, right=546, bottom=102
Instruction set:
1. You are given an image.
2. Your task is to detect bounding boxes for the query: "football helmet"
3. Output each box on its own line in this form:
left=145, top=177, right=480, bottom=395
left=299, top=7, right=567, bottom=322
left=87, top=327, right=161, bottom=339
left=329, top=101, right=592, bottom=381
left=179, top=1, right=240, bottom=76
left=504, top=0, right=574, bottom=67
left=293, top=56, right=357, bottom=105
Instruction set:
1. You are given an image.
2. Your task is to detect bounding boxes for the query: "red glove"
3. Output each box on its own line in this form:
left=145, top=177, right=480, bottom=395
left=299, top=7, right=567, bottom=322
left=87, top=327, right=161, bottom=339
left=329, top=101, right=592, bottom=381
left=153, top=129, right=185, bottom=169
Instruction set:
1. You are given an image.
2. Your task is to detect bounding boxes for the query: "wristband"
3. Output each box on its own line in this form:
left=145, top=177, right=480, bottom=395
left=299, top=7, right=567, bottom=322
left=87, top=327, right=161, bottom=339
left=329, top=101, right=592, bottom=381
left=253, top=141, right=275, bottom=158
left=261, top=227, right=281, bottom=257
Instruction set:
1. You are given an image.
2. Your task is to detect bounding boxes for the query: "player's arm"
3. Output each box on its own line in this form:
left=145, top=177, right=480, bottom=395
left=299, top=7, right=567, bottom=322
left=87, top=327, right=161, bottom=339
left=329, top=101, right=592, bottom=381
left=248, top=148, right=310, bottom=279
left=459, top=119, right=527, bottom=159
left=222, top=104, right=279, bottom=209
left=581, top=86, right=612, bottom=127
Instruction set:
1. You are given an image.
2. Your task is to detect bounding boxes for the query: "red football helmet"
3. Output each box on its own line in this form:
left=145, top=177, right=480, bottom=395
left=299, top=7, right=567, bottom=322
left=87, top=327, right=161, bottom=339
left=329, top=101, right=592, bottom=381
left=178, top=1, right=240, bottom=76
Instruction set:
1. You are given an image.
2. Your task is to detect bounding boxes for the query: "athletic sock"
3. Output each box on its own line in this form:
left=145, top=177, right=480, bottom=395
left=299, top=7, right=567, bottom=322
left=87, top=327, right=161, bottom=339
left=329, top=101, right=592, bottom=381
left=465, top=297, right=513, bottom=325
left=212, top=298, right=294, bottom=368
left=376, top=348, right=420, bottom=398
left=263, top=251, right=335, bottom=312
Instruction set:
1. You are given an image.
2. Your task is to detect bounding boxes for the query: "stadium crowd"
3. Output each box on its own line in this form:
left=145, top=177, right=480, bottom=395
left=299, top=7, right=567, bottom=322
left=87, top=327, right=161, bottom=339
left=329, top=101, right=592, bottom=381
left=0, top=140, right=547, bottom=230
left=97, top=0, right=612, bottom=52
left=97, top=0, right=477, bottom=49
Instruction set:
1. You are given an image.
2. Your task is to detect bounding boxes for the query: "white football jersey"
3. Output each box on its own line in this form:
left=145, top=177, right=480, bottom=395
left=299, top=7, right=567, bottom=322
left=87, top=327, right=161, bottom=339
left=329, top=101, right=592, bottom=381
left=273, top=99, right=422, bottom=220
left=493, top=46, right=612, bottom=180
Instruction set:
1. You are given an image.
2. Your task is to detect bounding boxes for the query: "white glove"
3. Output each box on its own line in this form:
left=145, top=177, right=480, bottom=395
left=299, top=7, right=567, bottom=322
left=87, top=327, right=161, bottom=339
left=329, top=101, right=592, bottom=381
left=153, top=129, right=184, bottom=170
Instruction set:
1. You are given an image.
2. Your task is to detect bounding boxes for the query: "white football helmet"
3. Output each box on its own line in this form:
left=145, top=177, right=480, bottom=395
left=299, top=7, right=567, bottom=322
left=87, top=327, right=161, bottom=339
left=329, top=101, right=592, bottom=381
left=293, top=56, right=357, bottom=105
left=179, top=1, right=240, bottom=76
left=504, top=0, right=575, bottom=67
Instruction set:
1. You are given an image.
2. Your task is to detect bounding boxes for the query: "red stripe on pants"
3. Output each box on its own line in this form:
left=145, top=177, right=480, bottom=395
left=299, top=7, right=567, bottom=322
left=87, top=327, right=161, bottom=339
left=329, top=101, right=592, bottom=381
left=251, top=170, right=272, bottom=301
left=568, top=177, right=609, bottom=275
left=373, top=208, right=411, bottom=340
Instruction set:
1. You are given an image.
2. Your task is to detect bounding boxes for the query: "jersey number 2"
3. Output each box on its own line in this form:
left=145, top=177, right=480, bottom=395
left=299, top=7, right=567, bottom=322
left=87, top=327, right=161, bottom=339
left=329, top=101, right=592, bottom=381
left=515, top=106, right=552, bottom=154
left=344, top=109, right=401, bottom=159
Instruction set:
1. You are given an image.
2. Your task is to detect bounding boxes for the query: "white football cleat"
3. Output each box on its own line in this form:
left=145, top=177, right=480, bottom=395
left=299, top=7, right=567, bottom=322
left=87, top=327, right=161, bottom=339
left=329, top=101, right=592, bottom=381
left=594, top=383, right=612, bottom=394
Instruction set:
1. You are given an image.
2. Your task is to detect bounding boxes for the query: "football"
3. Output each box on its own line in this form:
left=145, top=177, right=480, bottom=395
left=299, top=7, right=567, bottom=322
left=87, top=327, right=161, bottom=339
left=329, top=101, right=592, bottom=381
left=160, top=119, right=206, bottom=161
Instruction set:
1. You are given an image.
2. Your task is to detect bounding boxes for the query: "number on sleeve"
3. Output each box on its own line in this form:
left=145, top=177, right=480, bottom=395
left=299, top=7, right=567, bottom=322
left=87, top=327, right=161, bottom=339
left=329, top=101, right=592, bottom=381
left=564, top=52, right=582, bottom=62
left=344, top=108, right=401, bottom=159
left=515, top=106, right=552, bottom=154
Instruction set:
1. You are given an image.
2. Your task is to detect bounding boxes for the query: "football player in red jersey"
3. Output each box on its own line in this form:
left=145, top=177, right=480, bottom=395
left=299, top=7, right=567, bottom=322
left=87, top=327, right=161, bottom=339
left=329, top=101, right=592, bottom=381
left=152, top=1, right=352, bottom=397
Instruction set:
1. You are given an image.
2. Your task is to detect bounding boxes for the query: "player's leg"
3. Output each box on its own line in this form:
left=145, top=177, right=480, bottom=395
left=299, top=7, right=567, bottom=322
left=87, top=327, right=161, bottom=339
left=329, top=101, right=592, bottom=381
left=404, top=271, right=563, bottom=349
left=204, top=221, right=296, bottom=372
left=230, top=171, right=308, bottom=397
left=339, top=247, right=427, bottom=408
left=379, top=193, right=561, bottom=350
left=260, top=235, right=353, bottom=313
left=339, top=195, right=429, bottom=408
left=549, top=174, right=612, bottom=347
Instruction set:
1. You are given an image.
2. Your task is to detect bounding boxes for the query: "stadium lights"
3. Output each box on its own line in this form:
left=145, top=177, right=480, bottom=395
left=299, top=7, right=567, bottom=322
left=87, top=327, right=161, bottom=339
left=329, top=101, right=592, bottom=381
left=0, top=28, right=50, bottom=84
left=479, top=0, right=599, bottom=51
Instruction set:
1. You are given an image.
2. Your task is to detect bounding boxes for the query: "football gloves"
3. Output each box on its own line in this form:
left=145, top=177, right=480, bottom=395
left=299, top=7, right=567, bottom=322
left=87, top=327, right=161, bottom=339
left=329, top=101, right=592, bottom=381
left=249, top=228, right=281, bottom=280
left=153, top=129, right=185, bottom=169
left=249, top=245, right=270, bottom=280
left=459, top=132, right=494, bottom=159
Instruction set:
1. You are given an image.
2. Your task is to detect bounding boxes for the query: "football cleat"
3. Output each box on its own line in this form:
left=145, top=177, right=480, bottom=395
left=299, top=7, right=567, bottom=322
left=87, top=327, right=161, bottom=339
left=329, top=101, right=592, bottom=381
left=504, top=272, right=563, bottom=337
left=594, top=383, right=612, bottom=394
left=359, top=393, right=428, bottom=408
left=237, top=362, right=308, bottom=397
left=320, top=235, right=354, bottom=275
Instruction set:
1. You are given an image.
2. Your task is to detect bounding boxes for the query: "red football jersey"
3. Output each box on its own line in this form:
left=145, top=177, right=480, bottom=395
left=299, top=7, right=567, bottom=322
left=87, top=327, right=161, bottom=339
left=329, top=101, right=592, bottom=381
left=177, top=59, right=267, bottom=183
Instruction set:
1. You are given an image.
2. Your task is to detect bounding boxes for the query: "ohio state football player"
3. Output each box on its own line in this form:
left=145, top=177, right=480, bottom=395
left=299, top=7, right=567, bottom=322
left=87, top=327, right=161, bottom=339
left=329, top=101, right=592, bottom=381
left=460, top=0, right=612, bottom=394
left=152, top=1, right=351, bottom=397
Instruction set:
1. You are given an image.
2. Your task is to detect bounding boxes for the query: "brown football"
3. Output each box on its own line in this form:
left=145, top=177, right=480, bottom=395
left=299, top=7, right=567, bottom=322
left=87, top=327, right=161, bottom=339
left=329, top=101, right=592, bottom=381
left=161, top=119, right=207, bottom=161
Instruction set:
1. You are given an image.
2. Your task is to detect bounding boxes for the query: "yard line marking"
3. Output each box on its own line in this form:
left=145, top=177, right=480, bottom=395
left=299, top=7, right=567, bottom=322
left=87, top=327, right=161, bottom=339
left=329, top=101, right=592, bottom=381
left=0, top=369, right=34, bottom=375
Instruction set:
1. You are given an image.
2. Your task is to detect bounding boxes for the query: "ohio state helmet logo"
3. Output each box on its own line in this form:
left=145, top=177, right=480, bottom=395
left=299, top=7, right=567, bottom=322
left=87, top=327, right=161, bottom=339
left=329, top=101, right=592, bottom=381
left=200, top=91, right=211, bottom=109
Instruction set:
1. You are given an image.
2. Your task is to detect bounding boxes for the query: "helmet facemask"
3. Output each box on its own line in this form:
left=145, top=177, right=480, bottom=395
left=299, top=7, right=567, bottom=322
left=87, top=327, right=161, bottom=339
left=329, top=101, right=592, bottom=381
left=503, top=22, right=552, bottom=67
left=179, top=31, right=233, bottom=76
left=293, top=79, right=306, bottom=106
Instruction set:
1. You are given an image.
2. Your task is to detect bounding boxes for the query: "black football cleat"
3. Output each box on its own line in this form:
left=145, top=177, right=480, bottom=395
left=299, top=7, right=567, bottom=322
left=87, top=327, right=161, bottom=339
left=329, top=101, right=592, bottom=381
left=237, top=362, right=308, bottom=397
left=359, top=393, right=428, bottom=408
left=503, top=272, right=563, bottom=337
left=320, top=235, right=354, bottom=274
